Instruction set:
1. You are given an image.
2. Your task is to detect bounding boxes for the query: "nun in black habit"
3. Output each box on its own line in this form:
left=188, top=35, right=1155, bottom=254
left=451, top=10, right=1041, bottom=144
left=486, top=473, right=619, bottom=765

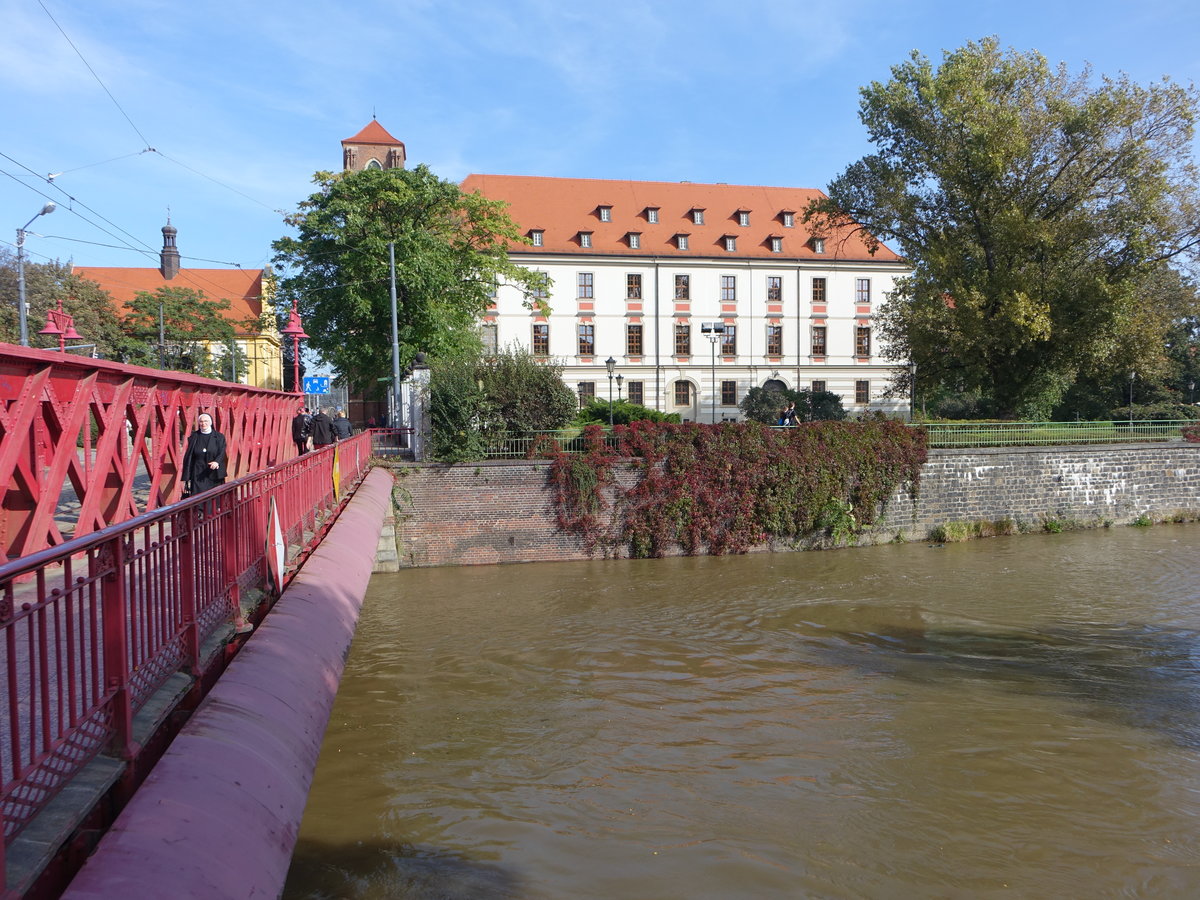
left=182, top=412, right=228, bottom=496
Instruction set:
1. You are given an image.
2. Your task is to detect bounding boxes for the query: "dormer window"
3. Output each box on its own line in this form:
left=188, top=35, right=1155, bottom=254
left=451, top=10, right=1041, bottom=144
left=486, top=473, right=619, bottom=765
left=579, top=231, right=593, bottom=248
left=813, top=238, right=826, bottom=254
left=724, top=235, right=737, bottom=252
left=691, top=208, right=705, bottom=225
left=646, top=207, right=660, bottom=224
left=737, top=210, right=750, bottom=227
left=676, top=234, right=690, bottom=251
left=781, top=211, right=795, bottom=228
left=627, top=232, right=641, bottom=249
left=770, top=236, right=782, bottom=253
left=530, top=229, right=544, bottom=247
left=598, top=205, right=612, bottom=222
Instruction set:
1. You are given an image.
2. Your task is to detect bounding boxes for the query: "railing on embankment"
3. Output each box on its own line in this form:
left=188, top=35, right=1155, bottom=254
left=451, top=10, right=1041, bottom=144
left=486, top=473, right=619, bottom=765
left=476, top=420, right=1196, bottom=458
left=0, top=430, right=375, bottom=894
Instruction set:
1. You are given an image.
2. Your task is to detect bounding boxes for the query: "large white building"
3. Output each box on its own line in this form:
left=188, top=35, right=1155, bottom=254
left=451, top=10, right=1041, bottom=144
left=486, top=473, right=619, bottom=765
left=345, top=123, right=911, bottom=422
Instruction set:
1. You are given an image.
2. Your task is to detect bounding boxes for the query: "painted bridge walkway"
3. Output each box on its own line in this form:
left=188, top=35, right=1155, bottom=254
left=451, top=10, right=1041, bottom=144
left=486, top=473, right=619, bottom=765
left=0, top=345, right=401, bottom=898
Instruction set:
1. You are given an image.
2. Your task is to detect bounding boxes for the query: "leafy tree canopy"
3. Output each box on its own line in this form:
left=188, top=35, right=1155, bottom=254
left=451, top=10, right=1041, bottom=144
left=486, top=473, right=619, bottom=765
left=272, top=165, right=550, bottom=391
left=740, top=386, right=846, bottom=424
left=808, top=37, right=1200, bottom=418
left=120, top=286, right=251, bottom=379
left=576, top=399, right=681, bottom=426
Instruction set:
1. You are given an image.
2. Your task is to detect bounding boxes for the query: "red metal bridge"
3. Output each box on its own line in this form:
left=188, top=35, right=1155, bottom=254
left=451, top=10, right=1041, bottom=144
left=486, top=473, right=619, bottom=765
left=0, top=344, right=398, bottom=896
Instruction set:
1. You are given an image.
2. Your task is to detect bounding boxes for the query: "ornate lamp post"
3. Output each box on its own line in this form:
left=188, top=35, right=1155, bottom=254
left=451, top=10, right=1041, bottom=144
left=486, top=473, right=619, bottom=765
left=280, top=301, right=309, bottom=395
left=38, top=296, right=83, bottom=351
left=605, top=356, right=616, bottom=426
left=16, top=202, right=56, bottom=346
left=616, top=373, right=624, bottom=403
left=701, top=322, right=725, bottom=423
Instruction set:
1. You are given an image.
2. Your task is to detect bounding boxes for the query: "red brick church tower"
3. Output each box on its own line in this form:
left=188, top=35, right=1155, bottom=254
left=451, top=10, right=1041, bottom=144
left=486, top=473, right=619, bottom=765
left=341, top=119, right=406, bottom=172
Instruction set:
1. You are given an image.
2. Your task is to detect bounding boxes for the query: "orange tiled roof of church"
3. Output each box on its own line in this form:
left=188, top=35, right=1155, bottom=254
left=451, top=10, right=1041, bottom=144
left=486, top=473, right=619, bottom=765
left=73, top=266, right=265, bottom=327
left=342, top=120, right=405, bottom=147
left=461, top=174, right=901, bottom=262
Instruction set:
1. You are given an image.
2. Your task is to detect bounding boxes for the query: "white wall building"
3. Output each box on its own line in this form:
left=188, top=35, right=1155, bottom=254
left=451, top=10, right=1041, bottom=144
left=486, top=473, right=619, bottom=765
left=462, top=174, right=911, bottom=422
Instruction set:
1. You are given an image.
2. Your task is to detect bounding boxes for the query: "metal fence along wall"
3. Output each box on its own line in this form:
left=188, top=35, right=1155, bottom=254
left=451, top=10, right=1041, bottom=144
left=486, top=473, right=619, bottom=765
left=0, top=343, right=301, bottom=561
left=0, top=430, right=374, bottom=879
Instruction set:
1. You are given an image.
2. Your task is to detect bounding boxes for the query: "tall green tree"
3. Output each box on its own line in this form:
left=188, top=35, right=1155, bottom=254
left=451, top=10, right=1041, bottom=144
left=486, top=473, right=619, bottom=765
left=272, top=165, right=550, bottom=391
left=119, top=286, right=249, bottom=379
left=809, top=38, right=1200, bottom=417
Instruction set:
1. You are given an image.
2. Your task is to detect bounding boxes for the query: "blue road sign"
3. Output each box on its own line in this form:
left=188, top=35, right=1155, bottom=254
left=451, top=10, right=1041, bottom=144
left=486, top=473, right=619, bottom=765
left=303, top=375, right=331, bottom=394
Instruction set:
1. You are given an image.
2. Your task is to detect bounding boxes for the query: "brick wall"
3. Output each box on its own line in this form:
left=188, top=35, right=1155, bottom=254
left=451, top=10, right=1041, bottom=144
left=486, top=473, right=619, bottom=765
left=384, top=443, right=1200, bottom=567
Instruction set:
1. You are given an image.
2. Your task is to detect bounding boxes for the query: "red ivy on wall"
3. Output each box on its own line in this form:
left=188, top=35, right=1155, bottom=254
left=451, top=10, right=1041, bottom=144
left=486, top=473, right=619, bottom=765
left=541, top=421, right=928, bottom=558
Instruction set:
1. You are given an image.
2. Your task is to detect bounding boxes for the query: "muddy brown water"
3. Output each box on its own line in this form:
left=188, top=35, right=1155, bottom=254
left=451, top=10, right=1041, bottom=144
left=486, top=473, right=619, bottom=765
left=284, top=527, right=1200, bottom=899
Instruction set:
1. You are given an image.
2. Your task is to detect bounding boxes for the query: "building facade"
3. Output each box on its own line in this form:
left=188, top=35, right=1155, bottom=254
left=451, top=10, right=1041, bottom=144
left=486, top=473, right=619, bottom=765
left=75, top=224, right=283, bottom=389
left=345, top=123, right=911, bottom=422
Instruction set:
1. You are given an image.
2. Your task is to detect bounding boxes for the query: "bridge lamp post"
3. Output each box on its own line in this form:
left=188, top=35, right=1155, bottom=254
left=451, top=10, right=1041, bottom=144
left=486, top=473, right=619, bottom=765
left=616, top=373, right=623, bottom=402
left=16, top=202, right=56, bottom=346
left=37, top=296, right=83, bottom=351
left=701, top=322, right=724, bottom=424
left=280, top=301, right=309, bottom=395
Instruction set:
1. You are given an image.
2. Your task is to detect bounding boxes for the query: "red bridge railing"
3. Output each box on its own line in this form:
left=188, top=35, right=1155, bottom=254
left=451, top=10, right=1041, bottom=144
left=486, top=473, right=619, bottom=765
left=0, top=344, right=299, bottom=561
left=0, top=430, right=376, bottom=891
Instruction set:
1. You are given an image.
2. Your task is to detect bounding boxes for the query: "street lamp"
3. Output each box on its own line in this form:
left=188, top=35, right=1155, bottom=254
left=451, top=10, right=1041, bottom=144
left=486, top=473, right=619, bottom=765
left=605, top=356, right=616, bottom=426
left=37, top=296, right=82, bottom=351
left=616, top=373, right=624, bottom=402
left=701, top=322, right=725, bottom=424
left=280, top=301, right=309, bottom=395
left=909, top=360, right=917, bottom=422
left=1129, top=371, right=1136, bottom=424
left=16, top=202, right=56, bottom=346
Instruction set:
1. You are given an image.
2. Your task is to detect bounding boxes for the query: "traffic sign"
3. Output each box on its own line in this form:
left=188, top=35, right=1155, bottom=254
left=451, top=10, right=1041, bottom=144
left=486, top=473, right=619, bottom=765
left=303, top=375, right=331, bottom=394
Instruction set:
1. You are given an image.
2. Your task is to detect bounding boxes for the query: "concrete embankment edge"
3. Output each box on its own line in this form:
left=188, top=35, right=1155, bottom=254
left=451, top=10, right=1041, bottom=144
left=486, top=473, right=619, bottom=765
left=61, top=466, right=395, bottom=900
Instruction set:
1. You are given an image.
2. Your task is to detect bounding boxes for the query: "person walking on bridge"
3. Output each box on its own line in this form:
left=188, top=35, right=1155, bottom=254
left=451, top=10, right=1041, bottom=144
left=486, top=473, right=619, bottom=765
left=332, top=408, right=353, bottom=440
left=310, top=407, right=336, bottom=449
left=182, top=413, right=227, bottom=496
left=291, top=405, right=312, bottom=456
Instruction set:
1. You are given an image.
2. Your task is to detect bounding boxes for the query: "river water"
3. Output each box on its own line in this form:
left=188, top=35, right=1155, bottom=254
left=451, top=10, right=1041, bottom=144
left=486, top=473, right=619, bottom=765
left=284, top=527, right=1200, bottom=899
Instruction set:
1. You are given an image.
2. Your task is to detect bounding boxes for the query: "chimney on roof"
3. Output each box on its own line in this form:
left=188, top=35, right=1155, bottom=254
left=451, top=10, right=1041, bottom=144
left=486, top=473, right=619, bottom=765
left=160, top=221, right=180, bottom=280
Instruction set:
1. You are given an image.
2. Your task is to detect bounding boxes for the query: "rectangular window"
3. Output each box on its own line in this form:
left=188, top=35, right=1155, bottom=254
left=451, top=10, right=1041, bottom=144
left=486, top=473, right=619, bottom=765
left=628, top=232, right=641, bottom=249
left=578, top=323, right=595, bottom=356
left=770, top=236, right=782, bottom=253
left=856, top=326, right=871, bottom=357
left=647, top=207, right=659, bottom=224
left=533, top=323, right=549, bottom=356
left=580, top=232, right=592, bottom=248
left=856, top=278, right=871, bottom=303
left=724, top=236, right=737, bottom=252
left=599, top=206, right=611, bottom=222
left=811, top=326, right=826, bottom=356
left=578, top=272, right=593, bottom=298
left=675, top=274, right=690, bottom=300
left=674, top=381, right=691, bottom=405
left=813, top=238, right=826, bottom=254
left=531, top=230, right=544, bottom=247
left=531, top=271, right=548, bottom=299
left=738, top=211, right=750, bottom=227
left=626, top=273, right=642, bottom=299
left=626, top=323, right=643, bottom=356
left=481, top=322, right=498, bottom=355
left=812, top=278, right=826, bottom=303
left=675, top=324, right=690, bottom=356
left=783, top=212, right=795, bottom=227
left=856, top=380, right=870, bottom=404
left=766, top=324, right=782, bottom=355
left=578, top=381, right=595, bottom=407
left=721, top=324, right=736, bottom=356
left=692, top=209, right=705, bottom=225
left=721, top=380, right=737, bottom=406
left=721, top=275, right=736, bottom=302
left=628, top=380, right=644, bottom=405
left=812, top=380, right=826, bottom=393
left=767, top=276, right=782, bottom=301
left=676, top=234, right=689, bottom=251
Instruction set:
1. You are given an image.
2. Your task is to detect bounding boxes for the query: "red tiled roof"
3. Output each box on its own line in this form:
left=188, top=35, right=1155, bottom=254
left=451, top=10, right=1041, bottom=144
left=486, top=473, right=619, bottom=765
left=72, top=266, right=266, bottom=329
left=461, top=174, right=901, bottom=262
left=342, top=120, right=405, bottom=147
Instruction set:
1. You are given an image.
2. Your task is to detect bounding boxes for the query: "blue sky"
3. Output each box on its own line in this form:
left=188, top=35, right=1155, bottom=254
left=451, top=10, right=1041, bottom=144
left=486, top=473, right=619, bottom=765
left=2, top=0, right=1198, bottom=274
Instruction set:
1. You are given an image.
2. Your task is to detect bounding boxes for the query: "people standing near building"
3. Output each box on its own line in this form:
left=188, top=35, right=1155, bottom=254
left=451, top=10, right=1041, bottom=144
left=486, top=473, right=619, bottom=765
left=783, top=402, right=798, bottom=426
left=182, top=413, right=227, bottom=496
left=332, top=408, right=353, bottom=440
left=310, top=407, right=337, bottom=448
left=291, top=406, right=312, bottom=456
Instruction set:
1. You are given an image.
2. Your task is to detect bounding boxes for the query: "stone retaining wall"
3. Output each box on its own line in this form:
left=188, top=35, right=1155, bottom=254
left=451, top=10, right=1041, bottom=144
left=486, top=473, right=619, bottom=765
left=383, top=443, right=1200, bottom=568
